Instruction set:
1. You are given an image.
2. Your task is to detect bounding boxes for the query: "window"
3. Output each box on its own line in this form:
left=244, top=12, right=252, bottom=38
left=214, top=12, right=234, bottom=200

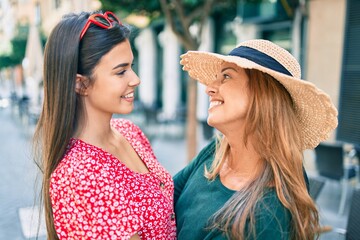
left=54, top=0, right=61, bottom=9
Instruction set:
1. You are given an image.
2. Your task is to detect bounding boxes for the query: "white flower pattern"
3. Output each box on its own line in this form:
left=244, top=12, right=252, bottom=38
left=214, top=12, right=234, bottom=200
left=50, top=119, right=177, bottom=239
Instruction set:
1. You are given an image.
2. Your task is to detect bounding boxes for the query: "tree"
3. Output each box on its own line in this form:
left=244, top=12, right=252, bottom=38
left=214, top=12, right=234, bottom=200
left=100, top=0, right=237, bottom=161
left=0, top=24, right=28, bottom=70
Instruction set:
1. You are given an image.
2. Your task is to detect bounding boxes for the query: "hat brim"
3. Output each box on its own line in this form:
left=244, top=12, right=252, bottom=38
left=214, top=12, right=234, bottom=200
left=180, top=51, right=338, bottom=150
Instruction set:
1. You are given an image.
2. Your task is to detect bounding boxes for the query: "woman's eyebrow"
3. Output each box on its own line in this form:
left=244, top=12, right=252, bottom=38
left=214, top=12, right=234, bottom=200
left=112, top=63, right=130, bottom=70
left=221, top=66, right=238, bottom=73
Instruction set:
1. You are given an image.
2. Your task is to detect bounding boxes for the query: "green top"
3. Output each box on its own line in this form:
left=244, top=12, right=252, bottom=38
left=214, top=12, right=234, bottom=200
left=174, top=140, right=291, bottom=240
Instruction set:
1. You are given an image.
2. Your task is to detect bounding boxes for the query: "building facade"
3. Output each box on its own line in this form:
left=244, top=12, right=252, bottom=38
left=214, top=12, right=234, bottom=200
left=1, top=0, right=358, bottom=145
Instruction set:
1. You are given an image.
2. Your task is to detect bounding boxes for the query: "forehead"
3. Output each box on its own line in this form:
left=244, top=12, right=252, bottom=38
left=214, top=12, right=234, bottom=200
left=97, top=40, right=133, bottom=68
left=220, top=62, right=241, bottom=71
left=219, top=62, right=249, bottom=77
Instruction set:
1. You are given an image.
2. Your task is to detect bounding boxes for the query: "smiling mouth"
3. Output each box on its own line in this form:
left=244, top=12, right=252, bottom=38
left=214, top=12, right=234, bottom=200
left=209, top=101, right=223, bottom=109
left=121, top=92, right=134, bottom=99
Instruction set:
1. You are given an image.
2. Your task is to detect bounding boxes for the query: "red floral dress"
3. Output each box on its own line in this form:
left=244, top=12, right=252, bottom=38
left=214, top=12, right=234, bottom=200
left=50, top=118, right=177, bottom=239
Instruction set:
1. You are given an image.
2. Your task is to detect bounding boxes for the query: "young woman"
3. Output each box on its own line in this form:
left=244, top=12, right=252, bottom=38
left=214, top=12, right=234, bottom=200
left=174, top=39, right=338, bottom=239
left=33, top=11, right=176, bottom=239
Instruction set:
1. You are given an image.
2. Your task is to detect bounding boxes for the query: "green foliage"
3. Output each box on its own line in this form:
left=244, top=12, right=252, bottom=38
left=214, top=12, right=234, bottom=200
left=10, top=37, right=27, bottom=65
left=100, top=0, right=161, bottom=19
left=0, top=24, right=29, bottom=70
left=99, top=0, right=237, bottom=22
left=0, top=56, right=17, bottom=69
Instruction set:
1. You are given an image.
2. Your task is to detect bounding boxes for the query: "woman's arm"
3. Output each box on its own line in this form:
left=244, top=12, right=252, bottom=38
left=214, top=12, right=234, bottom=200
left=173, top=139, right=216, bottom=203
left=130, top=234, right=141, bottom=240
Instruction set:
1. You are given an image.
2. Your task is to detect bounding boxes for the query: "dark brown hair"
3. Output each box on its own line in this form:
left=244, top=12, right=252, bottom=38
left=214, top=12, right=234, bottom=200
left=33, top=11, right=130, bottom=239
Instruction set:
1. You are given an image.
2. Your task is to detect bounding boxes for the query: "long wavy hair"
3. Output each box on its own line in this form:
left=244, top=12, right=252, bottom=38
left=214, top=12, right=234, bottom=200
left=32, top=11, right=130, bottom=239
left=205, top=69, right=319, bottom=239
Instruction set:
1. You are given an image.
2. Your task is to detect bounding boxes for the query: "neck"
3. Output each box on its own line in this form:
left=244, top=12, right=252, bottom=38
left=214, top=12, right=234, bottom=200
left=225, top=134, right=263, bottom=177
left=73, top=109, right=115, bottom=146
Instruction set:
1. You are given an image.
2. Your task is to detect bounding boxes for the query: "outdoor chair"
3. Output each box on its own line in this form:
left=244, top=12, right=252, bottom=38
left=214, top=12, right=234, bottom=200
left=308, top=176, right=334, bottom=235
left=323, top=187, right=360, bottom=240
left=314, top=142, right=358, bottom=215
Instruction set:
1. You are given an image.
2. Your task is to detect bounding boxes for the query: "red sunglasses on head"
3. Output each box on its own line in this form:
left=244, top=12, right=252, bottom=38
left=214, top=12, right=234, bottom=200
left=80, top=11, right=122, bottom=40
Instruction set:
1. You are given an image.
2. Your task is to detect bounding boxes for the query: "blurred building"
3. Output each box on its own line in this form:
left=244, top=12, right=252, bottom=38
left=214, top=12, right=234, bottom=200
left=37, top=0, right=101, bottom=36
left=131, top=0, right=358, bottom=143
left=0, top=0, right=15, bottom=53
left=0, top=0, right=32, bottom=99
left=1, top=0, right=358, bottom=145
left=0, top=0, right=101, bottom=114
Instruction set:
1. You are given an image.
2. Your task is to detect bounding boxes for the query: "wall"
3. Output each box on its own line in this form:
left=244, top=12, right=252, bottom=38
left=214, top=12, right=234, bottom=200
left=306, top=0, right=346, bottom=141
left=306, top=0, right=346, bottom=109
left=39, top=0, right=101, bottom=35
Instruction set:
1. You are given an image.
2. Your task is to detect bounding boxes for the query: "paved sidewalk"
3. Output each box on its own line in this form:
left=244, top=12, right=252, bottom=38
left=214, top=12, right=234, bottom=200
left=0, top=107, right=46, bottom=239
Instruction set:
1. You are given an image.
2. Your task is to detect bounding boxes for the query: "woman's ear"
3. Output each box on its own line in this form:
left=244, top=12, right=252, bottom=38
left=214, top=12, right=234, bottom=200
left=75, top=74, right=89, bottom=95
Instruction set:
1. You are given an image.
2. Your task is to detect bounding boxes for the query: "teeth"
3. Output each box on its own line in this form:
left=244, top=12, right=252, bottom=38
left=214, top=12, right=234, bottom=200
left=121, top=92, right=134, bottom=98
left=209, top=101, right=223, bottom=109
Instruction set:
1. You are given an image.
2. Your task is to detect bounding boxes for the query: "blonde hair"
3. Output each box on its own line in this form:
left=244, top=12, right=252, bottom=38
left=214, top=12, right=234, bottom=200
left=205, top=69, right=319, bottom=239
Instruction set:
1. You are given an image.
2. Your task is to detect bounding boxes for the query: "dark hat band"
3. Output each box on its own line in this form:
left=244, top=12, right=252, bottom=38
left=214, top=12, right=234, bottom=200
left=228, top=46, right=293, bottom=77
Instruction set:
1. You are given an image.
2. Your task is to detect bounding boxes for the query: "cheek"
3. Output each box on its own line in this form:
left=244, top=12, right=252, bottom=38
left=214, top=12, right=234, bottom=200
left=99, top=76, right=126, bottom=91
left=226, top=89, right=250, bottom=114
left=232, top=83, right=249, bottom=102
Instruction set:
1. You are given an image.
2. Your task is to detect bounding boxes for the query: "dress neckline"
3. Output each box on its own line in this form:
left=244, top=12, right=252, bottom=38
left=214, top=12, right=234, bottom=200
left=70, top=137, right=152, bottom=176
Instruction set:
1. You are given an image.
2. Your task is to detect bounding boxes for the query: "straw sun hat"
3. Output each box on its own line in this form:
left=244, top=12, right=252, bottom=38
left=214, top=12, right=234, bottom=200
left=180, top=39, right=338, bottom=150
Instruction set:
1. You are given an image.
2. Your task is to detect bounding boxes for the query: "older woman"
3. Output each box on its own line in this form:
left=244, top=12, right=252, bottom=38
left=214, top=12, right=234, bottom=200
left=174, top=39, right=337, bottom=239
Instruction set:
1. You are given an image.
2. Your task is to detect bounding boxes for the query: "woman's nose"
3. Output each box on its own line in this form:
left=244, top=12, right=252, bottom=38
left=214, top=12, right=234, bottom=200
left=205, top=84, right=217, bottom=96
left=206, top=75, right=221, bottom=95
left=206, top=73, right=221, bottom=95
left=129, top=71, right=141, bottom=87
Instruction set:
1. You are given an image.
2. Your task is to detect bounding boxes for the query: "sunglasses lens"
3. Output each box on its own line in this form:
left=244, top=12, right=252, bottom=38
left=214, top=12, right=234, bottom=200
left=107, top=13, right=118, bottom=23
left=80, top=12, right=120, bottom=40
left=94, top=16, right=110, bottom=27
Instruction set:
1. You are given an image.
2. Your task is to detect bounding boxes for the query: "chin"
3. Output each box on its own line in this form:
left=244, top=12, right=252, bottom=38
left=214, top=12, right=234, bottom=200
left=207, top=118, right=217, bottom=128
left=116, top=107, right=133, bottom=115
left=208, top=116, right=229, bottom=132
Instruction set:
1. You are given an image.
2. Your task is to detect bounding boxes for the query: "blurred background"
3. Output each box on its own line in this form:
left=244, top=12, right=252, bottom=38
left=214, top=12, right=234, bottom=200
left=0, top=0, right=359, bottom=239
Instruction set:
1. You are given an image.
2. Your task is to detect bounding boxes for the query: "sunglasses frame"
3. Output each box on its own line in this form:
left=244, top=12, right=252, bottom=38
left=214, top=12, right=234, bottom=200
left=79, top=11, right=122, bottom=40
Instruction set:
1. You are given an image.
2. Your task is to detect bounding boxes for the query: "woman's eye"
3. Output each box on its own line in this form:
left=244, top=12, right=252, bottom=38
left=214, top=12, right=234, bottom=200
left=116, top=64, right=134, bottom=76
left=221, top=73, right=230, bottom=82
left=116, top=70, right=126, bottom=76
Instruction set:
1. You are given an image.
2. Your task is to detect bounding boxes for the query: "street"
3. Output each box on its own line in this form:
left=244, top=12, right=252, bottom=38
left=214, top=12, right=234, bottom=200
left=0, top=105, right=46, bottom=239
